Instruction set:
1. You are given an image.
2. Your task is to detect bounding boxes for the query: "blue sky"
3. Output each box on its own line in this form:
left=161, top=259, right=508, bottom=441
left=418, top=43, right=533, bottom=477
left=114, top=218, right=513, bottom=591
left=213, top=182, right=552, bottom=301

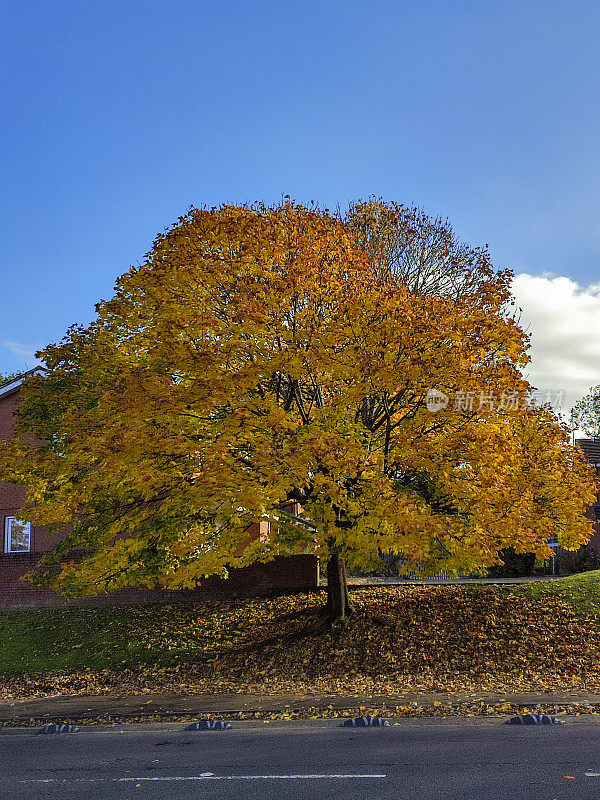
left=2, top=0, right=600, bottom=405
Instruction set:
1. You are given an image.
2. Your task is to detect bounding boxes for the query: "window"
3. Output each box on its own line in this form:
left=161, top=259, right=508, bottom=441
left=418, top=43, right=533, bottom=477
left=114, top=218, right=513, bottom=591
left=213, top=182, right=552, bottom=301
left=4, top=517, right=31, bottom=553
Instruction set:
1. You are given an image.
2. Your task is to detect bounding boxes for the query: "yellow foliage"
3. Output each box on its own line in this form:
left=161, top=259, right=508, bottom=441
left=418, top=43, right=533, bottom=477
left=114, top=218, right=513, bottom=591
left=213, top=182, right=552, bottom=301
left=0, top=201, right=595, bottom=595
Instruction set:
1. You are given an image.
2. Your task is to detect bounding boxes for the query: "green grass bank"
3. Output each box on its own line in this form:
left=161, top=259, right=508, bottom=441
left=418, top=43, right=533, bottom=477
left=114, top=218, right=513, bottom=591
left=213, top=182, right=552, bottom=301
left=1, top=572, right=600, bottom=699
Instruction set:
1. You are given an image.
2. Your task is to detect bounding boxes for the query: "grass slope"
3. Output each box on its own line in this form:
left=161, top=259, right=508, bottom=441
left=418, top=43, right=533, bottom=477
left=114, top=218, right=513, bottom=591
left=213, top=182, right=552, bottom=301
left=512, top=569, right=600, bottom=622
left=2, top=576, right=600, bottom=699
left=0, top=571, right=600, bottom=697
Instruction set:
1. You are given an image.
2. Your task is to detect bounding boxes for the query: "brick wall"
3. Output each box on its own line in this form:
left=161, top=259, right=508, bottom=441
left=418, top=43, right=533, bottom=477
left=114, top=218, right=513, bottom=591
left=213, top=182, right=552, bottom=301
left=0, top=388, right=60, bottom=564
left=0, top=388, right=27, bottom=521
left=0, top=552, right=319, bottom=607
left=0, top=553, right=60, bottom=606
left=578, top=464, right=600, bottom=555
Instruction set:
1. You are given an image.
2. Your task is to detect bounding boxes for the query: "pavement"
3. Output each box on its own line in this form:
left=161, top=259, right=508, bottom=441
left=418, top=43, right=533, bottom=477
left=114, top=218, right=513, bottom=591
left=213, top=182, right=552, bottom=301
left=2, top=717, right=600, bottom=799
left=3, top=689, right=600, bottom=725
left=339, top=575, right=560, bottom=586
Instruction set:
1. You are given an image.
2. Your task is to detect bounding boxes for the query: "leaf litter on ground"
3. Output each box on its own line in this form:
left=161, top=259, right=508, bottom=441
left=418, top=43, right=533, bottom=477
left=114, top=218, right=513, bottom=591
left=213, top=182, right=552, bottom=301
left=2, top=586, right=600, bottom=701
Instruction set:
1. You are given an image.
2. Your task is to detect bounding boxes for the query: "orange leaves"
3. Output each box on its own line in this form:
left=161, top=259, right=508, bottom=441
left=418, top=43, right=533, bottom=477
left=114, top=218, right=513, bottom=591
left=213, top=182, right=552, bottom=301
left=0, top=200, right=596, bottom=596
left=3, top=585, right=600, bottom=701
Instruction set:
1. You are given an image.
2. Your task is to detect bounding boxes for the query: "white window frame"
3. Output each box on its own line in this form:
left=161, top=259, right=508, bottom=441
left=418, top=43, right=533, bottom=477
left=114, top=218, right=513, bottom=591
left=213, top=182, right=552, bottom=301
left=4, top=517, right=31, bottom=553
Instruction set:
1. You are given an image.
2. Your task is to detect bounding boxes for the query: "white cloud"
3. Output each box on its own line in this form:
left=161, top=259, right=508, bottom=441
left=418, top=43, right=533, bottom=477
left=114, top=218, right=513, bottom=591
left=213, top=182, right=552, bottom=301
left=511, top=274, right=600, bottom=416
left=2, top=341, right=43, bottom=367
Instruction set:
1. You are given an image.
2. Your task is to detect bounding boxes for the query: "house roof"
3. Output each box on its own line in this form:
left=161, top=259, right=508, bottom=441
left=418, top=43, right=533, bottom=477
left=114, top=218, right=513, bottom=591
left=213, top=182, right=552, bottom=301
left=0, top=367, right=46, bottom=400
left=576, top=439, right=600, bottom=466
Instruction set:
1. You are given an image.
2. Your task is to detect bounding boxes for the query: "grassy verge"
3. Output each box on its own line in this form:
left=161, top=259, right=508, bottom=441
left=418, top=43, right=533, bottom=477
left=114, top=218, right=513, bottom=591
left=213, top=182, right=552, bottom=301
left=509, top=570, right=600, bottom=624
left=2, top=578, right=600, bottom=699
left=0, top=597, right=293, bottom=675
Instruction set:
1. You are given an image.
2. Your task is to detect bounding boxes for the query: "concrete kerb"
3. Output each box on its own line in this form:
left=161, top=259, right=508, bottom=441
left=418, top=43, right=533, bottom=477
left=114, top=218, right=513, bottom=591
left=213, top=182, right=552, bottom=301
left=2, top=691, right=600, bottom=727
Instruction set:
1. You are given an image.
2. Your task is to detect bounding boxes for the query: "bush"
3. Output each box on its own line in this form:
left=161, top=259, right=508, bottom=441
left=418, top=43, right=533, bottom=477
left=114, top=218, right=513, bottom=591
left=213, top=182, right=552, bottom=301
left=487, top=548, right=536, bottom=578
left=557, top=547, right=600, bottom=575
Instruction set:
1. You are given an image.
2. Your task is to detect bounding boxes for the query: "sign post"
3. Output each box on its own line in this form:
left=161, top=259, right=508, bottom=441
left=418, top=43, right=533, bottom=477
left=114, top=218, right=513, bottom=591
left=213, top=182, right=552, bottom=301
left=547, top=534, right=559, bottom=576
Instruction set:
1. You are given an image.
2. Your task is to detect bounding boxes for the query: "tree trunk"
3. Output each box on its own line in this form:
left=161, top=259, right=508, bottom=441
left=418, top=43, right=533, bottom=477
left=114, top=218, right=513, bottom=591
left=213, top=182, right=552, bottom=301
left=324, top=552, right=354, bottom=630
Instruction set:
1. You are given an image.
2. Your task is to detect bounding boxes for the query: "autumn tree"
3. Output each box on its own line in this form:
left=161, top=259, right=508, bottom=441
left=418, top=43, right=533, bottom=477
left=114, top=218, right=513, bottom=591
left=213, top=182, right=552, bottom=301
left=345, top=199, right=494, bottom=298
left=0, top=202, right=595, bottom=629
left=0, top=371, right=24, bottom=384
left=572, top=385, right=600, bottom=439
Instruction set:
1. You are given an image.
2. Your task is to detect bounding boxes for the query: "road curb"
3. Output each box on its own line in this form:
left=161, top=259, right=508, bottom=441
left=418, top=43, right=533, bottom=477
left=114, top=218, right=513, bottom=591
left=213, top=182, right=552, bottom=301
left=2, top=699, right=600, bottom=727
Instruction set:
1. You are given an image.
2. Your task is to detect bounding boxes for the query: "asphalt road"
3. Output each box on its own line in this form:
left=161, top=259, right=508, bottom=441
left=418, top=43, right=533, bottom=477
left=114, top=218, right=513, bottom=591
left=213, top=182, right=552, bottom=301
left=2, top=718, right=600, bottom=799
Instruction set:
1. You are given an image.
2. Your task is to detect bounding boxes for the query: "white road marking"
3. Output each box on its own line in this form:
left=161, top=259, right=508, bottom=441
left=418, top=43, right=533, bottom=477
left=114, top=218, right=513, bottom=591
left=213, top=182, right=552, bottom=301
left=20, top=773, right=386, bottom=783
left=120, top=774, right=388, bottom=781
left=585, top=772, right=600, bottom=776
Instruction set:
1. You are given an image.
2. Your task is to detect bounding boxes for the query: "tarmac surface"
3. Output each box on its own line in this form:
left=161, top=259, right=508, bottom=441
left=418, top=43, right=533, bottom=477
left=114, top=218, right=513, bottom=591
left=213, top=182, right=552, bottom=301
left=2, top=717, right=600, bottom=800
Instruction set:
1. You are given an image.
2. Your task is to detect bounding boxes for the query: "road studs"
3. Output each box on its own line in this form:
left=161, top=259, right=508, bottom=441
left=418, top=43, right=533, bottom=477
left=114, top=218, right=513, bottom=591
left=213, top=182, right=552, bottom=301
left=340, top=716, right=390, bottom=727
left=184, top=720, right=233, bottom=730
left=37, top=723, right=80, bottom=734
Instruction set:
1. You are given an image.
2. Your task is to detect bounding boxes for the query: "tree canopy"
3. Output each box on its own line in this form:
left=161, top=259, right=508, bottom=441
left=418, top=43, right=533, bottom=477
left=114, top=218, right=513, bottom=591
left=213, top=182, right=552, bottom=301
left=572, top=385, right=600, bottom=440
left=0, top=201, right=595, bottom=622
left=0, top=371, right=25, bottom=384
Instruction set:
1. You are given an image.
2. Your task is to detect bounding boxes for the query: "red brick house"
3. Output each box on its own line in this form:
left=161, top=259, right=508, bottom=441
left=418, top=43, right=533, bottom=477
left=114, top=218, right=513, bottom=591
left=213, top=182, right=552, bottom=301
left=0, top=371, right=318, bottom=606
left=575, top=439, right=600, bottom=557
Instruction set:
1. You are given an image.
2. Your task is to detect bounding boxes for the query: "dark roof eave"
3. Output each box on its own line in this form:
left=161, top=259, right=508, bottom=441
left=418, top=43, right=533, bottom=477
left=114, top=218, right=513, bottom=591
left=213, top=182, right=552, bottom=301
left=0, top=367, right=46, bottom=400
left=576, top=438, right=600, bottom=466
